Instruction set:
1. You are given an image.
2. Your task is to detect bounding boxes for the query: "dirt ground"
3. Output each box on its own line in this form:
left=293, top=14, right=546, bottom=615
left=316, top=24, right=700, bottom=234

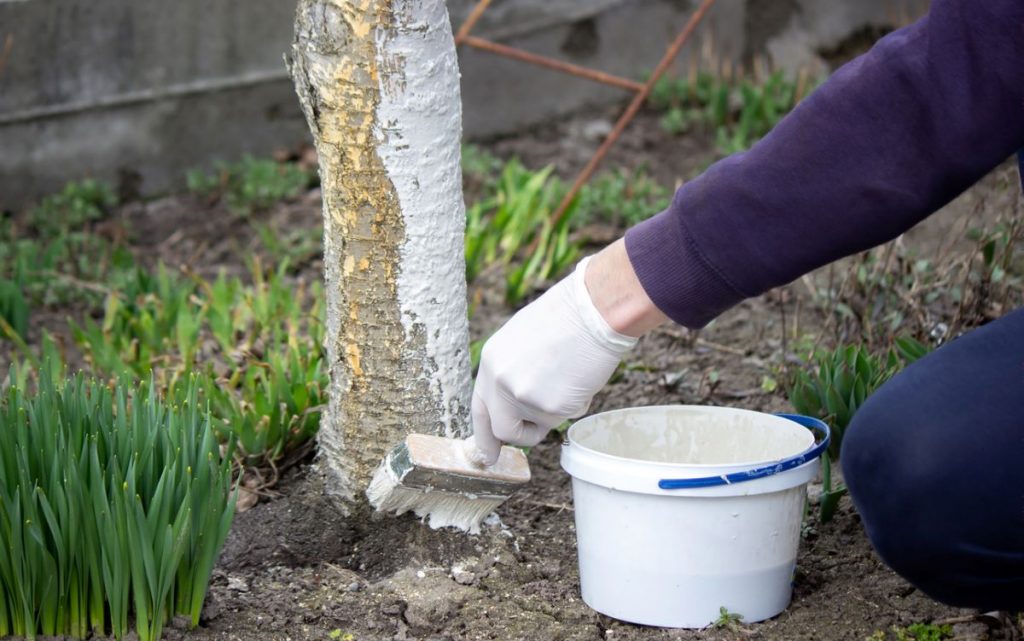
left=8, top=107, right=1023, bottom=641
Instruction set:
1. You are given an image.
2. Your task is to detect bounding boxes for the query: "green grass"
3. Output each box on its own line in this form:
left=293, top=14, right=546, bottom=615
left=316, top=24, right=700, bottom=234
left=0, top=368, right=236, bottom=640
left=186, top=156, right=315, bottom=216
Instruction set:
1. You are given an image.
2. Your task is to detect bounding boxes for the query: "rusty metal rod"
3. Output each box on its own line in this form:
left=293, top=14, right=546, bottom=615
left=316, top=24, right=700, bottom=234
left=454, top=0, right=493, bottom=45
left=461, top=36, right=645, bottom=92
left=542, top=0, right=718, bottom=235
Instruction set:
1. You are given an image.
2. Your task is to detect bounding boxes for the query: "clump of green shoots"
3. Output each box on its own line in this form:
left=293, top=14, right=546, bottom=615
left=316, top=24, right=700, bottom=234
left=70, top=264, right=203, bottom=386
left=0, top=275, right=30, bottom=340
left=575, top=166, right=671, bottom=228
left=28, top=178, right=118, bottom=236
left=867, top=622, right=954, bottom=641
left=464, top=160, right=579, bottom=305
left=1, top=180, right=137, bottom=341
left=787, top=338, right=930, bottom=522
left=70, top=260, right=326, bottom=468
left=0, top=367, right=236, bottom=641
left=187, top=155, right=315, bottom=216
left=649, top=67, right=816, bottom=154
left=461, top=147, right=677, bottom=305
left=196, top=262, right=326, bottom=465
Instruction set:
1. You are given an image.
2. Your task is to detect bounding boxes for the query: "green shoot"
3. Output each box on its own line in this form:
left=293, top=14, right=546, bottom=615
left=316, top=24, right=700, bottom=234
left=187, top=156, right=314, bottom=216
left=28, top=178, right=118, bottom=237
left=649, top=70, right=820, bottom=154
left=0, top=365, right=235, bottom=640
left=712, top=606, right=744, bottom=631
left=72, top=260, right=326, bottom=467
left=787, top=339, right=930, bottom=522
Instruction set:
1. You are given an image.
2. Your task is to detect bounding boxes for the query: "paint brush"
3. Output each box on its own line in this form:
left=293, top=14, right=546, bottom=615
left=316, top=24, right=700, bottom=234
left=367, top=434, right=531, bottom=533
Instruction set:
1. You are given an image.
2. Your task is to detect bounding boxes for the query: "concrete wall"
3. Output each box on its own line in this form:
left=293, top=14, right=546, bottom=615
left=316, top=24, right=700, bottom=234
left=0, top=0, right=922, bottom=210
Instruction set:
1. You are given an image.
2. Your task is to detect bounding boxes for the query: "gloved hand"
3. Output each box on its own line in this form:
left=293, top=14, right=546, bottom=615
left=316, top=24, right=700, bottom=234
left=470, top=256, right=638, bottom=465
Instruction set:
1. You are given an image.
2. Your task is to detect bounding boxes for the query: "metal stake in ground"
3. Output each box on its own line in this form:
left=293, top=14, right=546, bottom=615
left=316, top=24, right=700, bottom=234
left=542, top=0, right=718, bottom=236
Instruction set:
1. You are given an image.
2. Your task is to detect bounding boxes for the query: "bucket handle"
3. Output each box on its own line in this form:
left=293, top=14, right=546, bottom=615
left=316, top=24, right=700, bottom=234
left=657, top=414, right=831, bottom=490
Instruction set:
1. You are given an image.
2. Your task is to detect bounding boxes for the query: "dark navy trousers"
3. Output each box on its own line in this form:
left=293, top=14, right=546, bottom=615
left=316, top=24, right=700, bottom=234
left=842, top=307, right=1024, bottom=610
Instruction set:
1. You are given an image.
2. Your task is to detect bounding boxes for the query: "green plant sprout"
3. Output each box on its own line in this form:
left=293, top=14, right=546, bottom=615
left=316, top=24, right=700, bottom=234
left=464, top=159, right=579, bottom=304
left=868, top=622, right=953, bottom=641
left=787, top=338, right=930, bottom=522
left=28, top=178, right=118, bottom=236
left=187, top=155, right=315, bottom=216
left=712, top=606, right=744, bottom=631
left=71, top=260, right=326, bottom=468
left=649, top=69, right=819, bottom=155
left=0, top=367, right=236, bottom=640
left=574, top=166, right=671, bottom=228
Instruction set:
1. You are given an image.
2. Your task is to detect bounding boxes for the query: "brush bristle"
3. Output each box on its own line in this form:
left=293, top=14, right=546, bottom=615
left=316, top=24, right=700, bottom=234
left=366, top=435, right=528, bottom=534
left=367, top=461, right=504, bottom=534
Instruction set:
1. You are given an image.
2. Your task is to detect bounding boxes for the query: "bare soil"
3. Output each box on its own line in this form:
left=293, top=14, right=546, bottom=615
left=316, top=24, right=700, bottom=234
left=6, top=107, right=1022, bottom=641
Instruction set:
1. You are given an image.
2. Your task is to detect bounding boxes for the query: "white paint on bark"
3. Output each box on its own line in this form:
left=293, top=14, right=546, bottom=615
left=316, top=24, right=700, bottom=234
left=374, top=0, right=472, bottom=437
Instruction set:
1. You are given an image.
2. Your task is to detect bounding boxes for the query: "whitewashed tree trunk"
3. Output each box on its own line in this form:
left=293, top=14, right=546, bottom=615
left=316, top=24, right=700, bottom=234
left=288, top=0, right=472, bottom=507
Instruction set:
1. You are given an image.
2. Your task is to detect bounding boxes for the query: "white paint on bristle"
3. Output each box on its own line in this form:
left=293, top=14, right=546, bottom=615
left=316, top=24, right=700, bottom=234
left=376, top=0, right=472, bottom=438
left=367, top=459, right=501, bottom=535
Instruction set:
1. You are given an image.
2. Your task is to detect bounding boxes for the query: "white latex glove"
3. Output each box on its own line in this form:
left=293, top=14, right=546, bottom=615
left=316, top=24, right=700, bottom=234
left=470, top=256, right=638, bottom=465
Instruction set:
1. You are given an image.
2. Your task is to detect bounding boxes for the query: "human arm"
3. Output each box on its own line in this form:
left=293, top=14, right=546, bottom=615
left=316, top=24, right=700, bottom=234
left=471, top=0, right=1024, bottom=461
left=627, top=0, right=1024, bottom=327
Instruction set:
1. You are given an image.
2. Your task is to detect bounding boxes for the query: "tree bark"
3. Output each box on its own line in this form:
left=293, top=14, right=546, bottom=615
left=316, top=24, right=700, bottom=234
left=288, top=0, right=472, bottom=506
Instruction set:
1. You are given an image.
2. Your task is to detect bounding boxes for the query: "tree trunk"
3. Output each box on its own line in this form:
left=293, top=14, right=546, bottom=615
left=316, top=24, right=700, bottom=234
left=288, top=0, right=472, bottom=507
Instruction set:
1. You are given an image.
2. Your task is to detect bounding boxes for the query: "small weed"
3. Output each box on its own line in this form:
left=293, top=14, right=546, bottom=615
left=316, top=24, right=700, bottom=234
left=870, top=623, right=953, bottom=641
left=712, top=606, right=744, bottom=631
left=28, top=178, right=118, bottom=236
left=575, top=166, right=671, bottom=228
left=253, top=221, right=322, bottom=270
left=903, top=623, right=953, bottom=641
left=187, top=156, right=314, bottom=216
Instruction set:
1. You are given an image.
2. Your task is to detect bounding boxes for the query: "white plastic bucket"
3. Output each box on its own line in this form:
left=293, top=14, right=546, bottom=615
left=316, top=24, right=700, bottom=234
left=560, top=405, right=829, bottom=628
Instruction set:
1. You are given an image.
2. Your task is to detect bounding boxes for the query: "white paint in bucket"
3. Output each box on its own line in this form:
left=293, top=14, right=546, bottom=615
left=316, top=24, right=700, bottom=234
left=560, top=405, right=820, bottom=628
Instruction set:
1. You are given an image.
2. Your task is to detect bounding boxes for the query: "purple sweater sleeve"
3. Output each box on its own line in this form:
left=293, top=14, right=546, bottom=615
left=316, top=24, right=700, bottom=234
left=625, top=0, right=1024, bottom=329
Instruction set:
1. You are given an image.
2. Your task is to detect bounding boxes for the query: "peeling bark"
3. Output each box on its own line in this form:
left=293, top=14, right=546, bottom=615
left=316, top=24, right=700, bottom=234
left=289, top=0, right=472, bottom=506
